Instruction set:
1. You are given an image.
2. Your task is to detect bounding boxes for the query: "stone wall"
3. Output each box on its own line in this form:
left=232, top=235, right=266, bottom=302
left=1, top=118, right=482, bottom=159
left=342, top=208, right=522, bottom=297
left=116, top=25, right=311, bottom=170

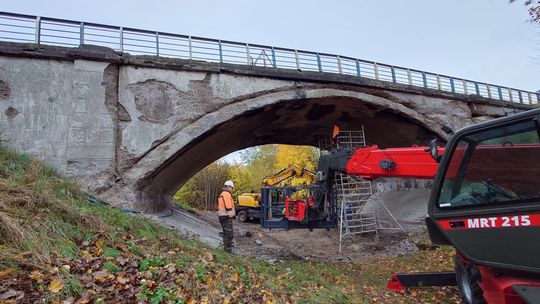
left=0, top=56, right=116, bottom=192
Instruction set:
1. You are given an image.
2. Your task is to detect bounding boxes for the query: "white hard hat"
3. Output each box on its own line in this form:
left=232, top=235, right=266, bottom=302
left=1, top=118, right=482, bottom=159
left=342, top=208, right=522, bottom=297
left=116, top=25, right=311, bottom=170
left=224, top=180, right=235, bottom=188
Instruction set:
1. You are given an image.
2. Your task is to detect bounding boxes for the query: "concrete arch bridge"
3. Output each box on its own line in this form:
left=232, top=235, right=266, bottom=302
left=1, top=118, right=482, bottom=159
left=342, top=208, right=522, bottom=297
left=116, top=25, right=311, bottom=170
left=0, top=43, right=529, bottom=211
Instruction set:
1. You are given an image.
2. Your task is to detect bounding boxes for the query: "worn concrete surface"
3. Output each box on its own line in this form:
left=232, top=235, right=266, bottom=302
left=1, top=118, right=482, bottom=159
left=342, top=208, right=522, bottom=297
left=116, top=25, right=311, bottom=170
left=0, top=42, right=529, bottom=212
left=149, top=210, right=222, bottom=248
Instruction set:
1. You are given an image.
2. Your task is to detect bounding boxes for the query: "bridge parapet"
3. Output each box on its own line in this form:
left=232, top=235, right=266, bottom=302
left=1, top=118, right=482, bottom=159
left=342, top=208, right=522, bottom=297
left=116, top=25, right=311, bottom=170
left=0, top=11, right=537, bottom=105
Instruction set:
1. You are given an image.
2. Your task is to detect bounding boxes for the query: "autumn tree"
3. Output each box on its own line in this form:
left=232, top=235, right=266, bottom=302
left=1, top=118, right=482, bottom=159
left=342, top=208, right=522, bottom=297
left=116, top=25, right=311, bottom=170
left=511, top=0, right=540, bottom=23
left=273, top=145, right=319, bottom=186
left=240, top=144, right=278, bottom=190
left=174, top=144, right=320, bottom=210
left=173, top=162, right=231, bottom=210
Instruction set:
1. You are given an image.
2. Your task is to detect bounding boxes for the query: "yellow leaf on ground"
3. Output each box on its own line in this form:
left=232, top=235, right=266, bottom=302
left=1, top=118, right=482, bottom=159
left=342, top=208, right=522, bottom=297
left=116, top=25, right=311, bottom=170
left=232, top=273, right=239, bottom=282
left=29, top=270, right=43, bottom=281
left=202, top=252, right=214, bottom=262
left=0, top=268, right=14, bottom=278
left=93, top=271, right=109, bottom=283
left=48, top=279, right=64, bottom=293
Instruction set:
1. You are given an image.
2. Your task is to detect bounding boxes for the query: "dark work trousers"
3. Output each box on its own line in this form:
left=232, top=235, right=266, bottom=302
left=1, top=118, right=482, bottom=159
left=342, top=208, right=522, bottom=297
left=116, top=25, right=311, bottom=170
left=219, top=216, right=233, bottom=253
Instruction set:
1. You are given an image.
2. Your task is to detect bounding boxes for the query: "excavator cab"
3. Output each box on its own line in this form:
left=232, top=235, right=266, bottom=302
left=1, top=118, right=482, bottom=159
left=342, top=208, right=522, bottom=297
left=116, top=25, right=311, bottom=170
left=426, top=109, right=540, bottom=303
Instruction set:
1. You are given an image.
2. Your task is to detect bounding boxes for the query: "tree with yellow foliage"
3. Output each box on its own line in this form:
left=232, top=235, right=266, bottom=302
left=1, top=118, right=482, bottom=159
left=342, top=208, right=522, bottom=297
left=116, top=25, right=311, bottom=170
left=273, top=145, right=319, bottom=186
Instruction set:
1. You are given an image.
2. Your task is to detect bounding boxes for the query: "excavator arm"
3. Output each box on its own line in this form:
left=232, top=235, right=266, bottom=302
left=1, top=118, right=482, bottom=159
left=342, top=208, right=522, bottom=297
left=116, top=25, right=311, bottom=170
left=262, top=164, right=316, bottom=186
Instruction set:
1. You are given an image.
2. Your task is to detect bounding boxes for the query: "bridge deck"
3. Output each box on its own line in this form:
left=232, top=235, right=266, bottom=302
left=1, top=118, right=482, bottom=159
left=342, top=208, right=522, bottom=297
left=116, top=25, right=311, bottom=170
left=0, top=11, right=537, bottom=105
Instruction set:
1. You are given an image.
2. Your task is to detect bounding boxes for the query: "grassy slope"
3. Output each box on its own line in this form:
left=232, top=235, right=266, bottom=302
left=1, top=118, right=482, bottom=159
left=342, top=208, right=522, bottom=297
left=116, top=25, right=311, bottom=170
left=0, top=146, right=460, bottom=303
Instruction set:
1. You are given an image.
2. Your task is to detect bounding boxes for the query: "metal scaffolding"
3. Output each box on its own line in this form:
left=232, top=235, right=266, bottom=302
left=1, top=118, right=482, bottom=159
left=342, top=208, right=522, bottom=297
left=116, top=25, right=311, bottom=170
left=320, top=126, right=404, bottom=252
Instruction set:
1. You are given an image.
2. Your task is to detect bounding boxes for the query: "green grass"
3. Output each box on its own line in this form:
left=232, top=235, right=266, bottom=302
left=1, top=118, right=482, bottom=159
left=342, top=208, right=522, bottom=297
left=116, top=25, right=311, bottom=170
left=103, top=261, right=121, bottom=273
left=173, top=200, right=198, bottom=213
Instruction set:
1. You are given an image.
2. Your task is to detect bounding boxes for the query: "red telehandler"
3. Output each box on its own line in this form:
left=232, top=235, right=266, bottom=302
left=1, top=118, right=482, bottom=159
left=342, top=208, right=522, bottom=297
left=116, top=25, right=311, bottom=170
left=311, top=108, right=540, bottom=304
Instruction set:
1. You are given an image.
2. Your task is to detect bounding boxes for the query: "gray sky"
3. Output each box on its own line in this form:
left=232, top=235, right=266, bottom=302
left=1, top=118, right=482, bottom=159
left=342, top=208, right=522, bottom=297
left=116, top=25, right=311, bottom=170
left=3, top=0, right=539, bottom=162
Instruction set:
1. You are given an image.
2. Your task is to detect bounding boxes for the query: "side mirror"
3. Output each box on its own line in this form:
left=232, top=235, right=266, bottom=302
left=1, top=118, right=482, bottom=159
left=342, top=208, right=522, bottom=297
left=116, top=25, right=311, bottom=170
left=428, top=139, right=442, bottom=163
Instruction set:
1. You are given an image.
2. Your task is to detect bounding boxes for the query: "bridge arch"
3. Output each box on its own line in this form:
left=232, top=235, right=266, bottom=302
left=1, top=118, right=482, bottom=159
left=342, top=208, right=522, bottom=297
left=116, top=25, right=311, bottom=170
left=121, top=88, right=446, bottom=211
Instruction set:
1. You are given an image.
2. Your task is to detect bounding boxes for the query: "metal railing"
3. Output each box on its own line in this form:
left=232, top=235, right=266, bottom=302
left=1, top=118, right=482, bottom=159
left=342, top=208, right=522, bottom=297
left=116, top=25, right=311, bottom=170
left=0, top=11, right=538, bottom=105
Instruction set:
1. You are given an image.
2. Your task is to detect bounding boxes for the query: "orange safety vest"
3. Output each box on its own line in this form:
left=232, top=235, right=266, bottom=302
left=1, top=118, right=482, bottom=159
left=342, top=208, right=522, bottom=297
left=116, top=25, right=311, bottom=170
left=217, top=189, right=235, bottom=217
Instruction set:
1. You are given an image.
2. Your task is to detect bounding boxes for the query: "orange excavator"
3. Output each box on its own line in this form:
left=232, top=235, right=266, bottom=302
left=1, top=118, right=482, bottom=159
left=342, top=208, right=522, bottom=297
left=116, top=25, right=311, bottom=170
left=297, top=109, right=540, bottom=303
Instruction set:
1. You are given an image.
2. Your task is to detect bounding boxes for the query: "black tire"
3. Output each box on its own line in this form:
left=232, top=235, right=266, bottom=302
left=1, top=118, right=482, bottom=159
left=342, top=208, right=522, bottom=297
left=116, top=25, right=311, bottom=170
left=237, top=210, right=248, bottom=222
left=455, top=255, right=486, bottom=304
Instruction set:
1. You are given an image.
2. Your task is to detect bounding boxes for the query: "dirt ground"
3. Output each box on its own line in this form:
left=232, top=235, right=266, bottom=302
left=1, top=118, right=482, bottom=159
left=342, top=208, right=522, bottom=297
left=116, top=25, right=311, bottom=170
left=150, top=189, right=432, bottom=263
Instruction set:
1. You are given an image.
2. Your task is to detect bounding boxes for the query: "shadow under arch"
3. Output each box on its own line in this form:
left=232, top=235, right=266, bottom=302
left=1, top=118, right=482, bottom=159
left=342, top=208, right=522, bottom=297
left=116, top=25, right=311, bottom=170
left=128, top=89, right=445, bottom=211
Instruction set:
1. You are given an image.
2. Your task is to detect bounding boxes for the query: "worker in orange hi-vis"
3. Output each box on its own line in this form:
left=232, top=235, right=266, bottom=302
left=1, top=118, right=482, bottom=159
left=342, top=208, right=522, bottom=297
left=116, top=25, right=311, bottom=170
left=217, top=180, right=236, bottom=253
left=331, top=125, right=340, bottom=146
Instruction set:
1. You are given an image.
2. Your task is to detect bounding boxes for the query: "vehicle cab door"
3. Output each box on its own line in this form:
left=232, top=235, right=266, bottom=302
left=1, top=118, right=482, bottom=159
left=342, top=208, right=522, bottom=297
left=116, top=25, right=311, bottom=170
left=427, top=109, right=540, bottom=273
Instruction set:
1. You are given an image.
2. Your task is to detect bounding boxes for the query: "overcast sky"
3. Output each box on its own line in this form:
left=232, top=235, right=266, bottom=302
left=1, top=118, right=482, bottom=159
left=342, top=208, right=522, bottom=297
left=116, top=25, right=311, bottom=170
left=3, top=0, right=539, bottom=162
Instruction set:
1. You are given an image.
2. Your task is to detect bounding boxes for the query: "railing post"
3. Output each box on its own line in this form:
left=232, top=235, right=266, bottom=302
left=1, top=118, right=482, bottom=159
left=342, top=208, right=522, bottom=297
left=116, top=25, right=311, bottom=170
left=528, top=92, right=532, bottom=104
left=271, top=47, right=276, bottom=68
left=422, top=72, right=428, bottom=88
left=518, top=91, right=523, bottom=103
left=218, top=40, right=223, bottom=63
left=462, top=80, right=468, bottom=95
left=450, top=78, right=455, bottom=93
left=355, top=59, right=361, bottom=77
left=374, top=62, right=379, bottom=80
left=436, top=75, right=441, bottom=91
left=35, top=16, right=41, bottom=44
left=246, top=43, right=251, bottom=65
left=475, top=82, right=480, bottom=96
left=337, top=55, right=342, bottom=74
left=487, top=85, right=492, bottom=99
left=316, top=53, right=322, bottom=72
left=294, top=50, right=300, bottom=70
left=119, top=27, right=124, bottom=51
left=497, top=86, right=503, bottom=101
left=406, top=69, right=412, bottom=85
left=536, top=93, right=540, bottom=104
left=390, top=66, right=396, bottom=83
left=188, top=36, right=192, bottom=60
left=508, top=88, right=513, bottom=103
left=155, top=32, right=159, bottom=56
left=79, top=22, right=84, bottom=45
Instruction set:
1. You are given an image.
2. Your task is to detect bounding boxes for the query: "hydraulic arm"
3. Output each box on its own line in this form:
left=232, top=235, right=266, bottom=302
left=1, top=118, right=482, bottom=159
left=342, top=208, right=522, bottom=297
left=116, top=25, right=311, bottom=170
left=316, top=144, right=444, bottom=183
left=262, top=164, right=316, bottom=186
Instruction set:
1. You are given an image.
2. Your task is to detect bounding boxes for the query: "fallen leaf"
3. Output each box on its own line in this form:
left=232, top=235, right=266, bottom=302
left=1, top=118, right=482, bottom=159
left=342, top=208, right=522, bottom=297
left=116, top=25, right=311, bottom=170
left=0, top=268, right=15, bottom=278
left=116, top=275, right=129, bottom=284
left=202, top=252, right=215, bottom=262
left=29, top=270, right=43, bottom=281
left=167, top=265, right=176, bottom=273
left=49, top=279, right=64, bottom=293
left=74, top=291, right=93, bottom=304
left=0, top=289, right=24, bottom=300
left=116, top=257, right=126, bottom=266
left=93, top=271, right=109, bottom=283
